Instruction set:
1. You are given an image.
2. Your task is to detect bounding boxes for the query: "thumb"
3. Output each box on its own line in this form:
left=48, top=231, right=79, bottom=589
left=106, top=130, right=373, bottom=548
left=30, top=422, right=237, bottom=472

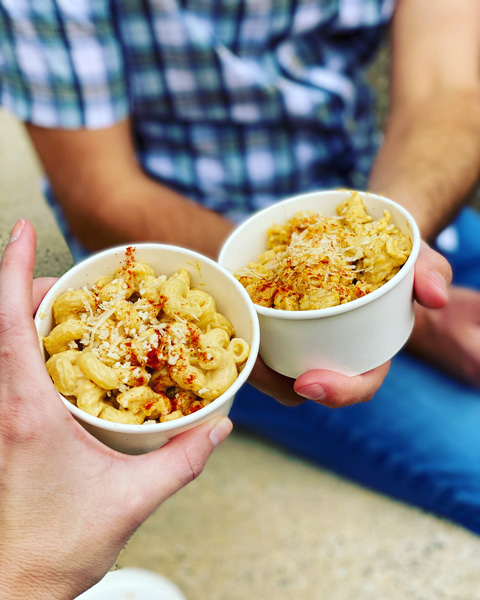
left=414, top=241, right=452, bottom=309
left=0, top=220, right=37, bottom=341
left=128, top=416, right=233, bottom=517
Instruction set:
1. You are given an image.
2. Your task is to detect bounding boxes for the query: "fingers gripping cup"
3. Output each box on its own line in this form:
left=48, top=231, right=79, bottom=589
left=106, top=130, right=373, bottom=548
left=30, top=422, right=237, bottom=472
left=218, top=190, right=421, bottom=379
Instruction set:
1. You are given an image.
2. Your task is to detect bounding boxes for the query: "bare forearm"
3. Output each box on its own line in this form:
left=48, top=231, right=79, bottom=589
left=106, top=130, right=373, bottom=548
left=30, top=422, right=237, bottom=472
left=26, top=120, right=234, bottom=259
left=369, top=91, right=480, bottom=241
left=0, top=552, right=91, bottom=600
left=60, top=172, right=235, bottom=259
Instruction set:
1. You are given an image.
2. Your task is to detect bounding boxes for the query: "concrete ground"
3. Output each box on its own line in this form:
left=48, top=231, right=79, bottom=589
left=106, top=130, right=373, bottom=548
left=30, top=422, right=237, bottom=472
left=1, top=106, right=480, bottom=599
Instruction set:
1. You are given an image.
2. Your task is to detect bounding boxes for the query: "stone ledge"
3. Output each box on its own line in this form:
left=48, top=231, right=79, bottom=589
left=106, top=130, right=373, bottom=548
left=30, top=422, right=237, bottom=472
left=0, top=109, right=72, bottom=277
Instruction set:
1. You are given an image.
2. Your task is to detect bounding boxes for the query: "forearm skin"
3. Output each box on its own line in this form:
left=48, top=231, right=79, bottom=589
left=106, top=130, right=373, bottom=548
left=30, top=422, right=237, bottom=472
left=61, top=173, right=235, bottom=259
left=369, top=91, right=480, bottom=241
left=26, top=121, right=235, bottom=260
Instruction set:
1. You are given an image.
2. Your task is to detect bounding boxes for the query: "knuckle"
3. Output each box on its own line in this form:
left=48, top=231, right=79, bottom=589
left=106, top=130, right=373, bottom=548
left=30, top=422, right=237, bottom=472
left=323, top=397, right=350, bottom=408
left=0, top=395, right=44, bottom=445
left=178, top=443, right=206, bottom=483
left=324, top=388, right=375, bottom=408
left=436, top=254, right=453, bottom=283
left=423, top=245, right=452, bottom=283
left=361, top=390, right=376, bottom=404
left=0, top=309, right=16, bottom=338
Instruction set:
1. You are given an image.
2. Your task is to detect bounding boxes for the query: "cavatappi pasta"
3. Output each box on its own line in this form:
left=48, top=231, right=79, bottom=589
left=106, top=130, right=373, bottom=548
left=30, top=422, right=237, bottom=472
left=43, top=247, right=250, bottom=425
left=235, top=192, right=412, bottom=311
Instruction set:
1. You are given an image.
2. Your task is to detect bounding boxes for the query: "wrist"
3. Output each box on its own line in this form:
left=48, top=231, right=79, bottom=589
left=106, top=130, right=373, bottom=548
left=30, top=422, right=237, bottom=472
left=368, top=181, right=437, bottom=242
left=70, top=173, right=235, bottom=258
left=0, top=550, right=99, bottom=600
left=0, top=566, right=72, bottom=600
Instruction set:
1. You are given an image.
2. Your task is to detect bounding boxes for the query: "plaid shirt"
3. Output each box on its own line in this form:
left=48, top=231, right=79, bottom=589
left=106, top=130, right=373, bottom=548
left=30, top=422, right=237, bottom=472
left=0, top=0, right=394, bottom=223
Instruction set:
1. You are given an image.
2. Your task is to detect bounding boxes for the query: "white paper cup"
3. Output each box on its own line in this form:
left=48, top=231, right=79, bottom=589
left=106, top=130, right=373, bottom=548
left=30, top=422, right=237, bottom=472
left=218, top=190, right=420, bottom=378
left=35, top=244, right=260, bottom=454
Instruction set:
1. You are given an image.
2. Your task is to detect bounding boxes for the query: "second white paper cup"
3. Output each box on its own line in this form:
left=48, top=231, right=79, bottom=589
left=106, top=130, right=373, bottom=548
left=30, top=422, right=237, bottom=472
left=218, top=190, right=420, bottom=378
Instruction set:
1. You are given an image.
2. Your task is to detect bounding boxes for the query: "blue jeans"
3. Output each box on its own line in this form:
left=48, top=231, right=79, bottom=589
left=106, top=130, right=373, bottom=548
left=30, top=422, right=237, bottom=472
left=230, top=207, right=480, bottom=535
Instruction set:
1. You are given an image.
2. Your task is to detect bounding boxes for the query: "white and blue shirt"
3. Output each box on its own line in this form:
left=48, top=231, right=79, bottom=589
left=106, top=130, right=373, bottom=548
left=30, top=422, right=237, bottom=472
left=0, top=0, right=395, bottom=223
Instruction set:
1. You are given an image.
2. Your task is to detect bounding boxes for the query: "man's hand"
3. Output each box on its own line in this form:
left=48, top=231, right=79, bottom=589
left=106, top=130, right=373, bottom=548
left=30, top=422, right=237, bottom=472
left=0, top=221, right=232, bottom=600
left=249, top=241, right=452, bottom=408
left=408, top=284, right=480, bottom=387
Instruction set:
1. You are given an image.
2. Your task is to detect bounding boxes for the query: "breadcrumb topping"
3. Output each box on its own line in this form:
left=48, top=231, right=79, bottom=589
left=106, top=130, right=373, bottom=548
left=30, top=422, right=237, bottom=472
left=235, top=192, right=412, bottom=311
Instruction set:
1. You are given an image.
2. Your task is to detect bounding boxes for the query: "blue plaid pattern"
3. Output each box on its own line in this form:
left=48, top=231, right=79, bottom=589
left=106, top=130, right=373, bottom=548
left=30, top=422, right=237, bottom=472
left=0, top=0, right=394, bottom=222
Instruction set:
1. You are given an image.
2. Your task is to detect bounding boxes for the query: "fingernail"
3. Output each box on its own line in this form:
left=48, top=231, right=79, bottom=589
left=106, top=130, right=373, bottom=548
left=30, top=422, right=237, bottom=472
left=296, top=384, right=326, bottom=401
left=209, top=417, right=233, bottom=447
left=430, top=270, right=448, bottom=301
left=9, top=219, right=25, bottom=243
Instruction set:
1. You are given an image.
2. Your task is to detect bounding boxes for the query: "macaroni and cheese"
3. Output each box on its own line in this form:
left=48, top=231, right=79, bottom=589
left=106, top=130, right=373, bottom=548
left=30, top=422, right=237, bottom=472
left=43, top=247, right=250, bottom=425
left=235, top=191, right=412, bottom=310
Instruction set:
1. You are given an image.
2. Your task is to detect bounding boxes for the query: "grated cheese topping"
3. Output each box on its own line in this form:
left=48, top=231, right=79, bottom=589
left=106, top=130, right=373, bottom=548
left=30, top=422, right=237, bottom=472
left=235, top=191, right=412, bottom=311
left=44, top=248, right=248, bottom=426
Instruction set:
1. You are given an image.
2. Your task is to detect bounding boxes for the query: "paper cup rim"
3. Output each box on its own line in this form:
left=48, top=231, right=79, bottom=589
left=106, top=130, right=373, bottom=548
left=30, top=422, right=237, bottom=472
left=218, top=190, right=421, bottom=321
